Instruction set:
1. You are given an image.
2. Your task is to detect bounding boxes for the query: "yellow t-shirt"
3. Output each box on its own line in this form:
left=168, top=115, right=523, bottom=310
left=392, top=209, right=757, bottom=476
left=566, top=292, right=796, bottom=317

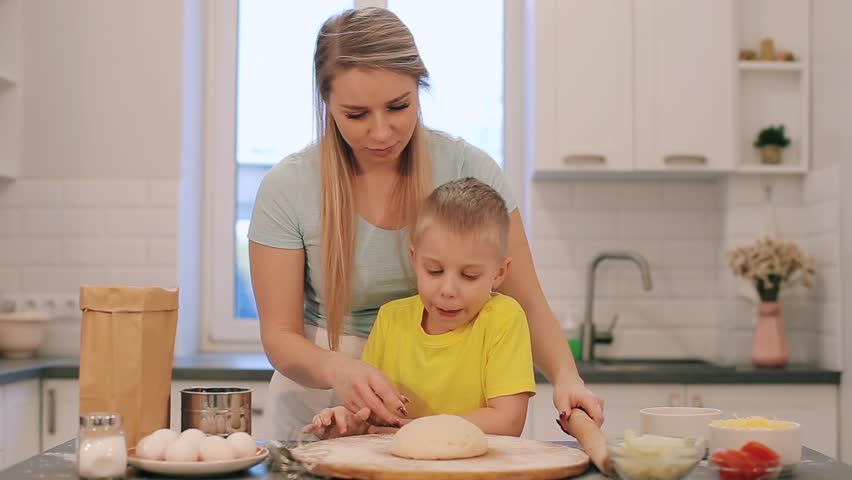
left=361, top=293, right=536, bottom=418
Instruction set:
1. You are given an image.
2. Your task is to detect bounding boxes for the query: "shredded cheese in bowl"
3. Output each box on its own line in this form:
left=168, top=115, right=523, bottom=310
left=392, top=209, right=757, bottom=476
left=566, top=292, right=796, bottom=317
left=711, top=416, right=796, bottom=430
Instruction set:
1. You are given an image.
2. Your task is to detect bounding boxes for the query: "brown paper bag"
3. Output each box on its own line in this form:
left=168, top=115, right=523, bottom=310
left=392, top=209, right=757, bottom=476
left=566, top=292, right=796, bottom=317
left=79, top=286, right=179, bottom=447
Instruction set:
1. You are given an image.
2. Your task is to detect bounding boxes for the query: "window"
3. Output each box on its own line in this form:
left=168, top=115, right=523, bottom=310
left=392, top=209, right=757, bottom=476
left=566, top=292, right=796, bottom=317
left=206, top=0, right=510, bottom=346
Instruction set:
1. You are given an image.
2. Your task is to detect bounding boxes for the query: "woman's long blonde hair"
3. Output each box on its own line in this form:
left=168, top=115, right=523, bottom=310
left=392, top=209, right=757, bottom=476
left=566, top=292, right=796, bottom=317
left=314, top=8, right=432, bottom=350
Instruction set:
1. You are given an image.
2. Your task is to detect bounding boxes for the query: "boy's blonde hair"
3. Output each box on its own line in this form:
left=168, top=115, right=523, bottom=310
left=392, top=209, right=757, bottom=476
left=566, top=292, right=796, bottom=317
left=315, top=7, right=433, bottom=350
left=412, top=178, right=511, bottom=257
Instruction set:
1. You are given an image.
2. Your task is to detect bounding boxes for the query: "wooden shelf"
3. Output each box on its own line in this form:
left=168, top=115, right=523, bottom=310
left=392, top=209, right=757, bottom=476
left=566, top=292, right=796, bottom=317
left=738, top=61, right=804, bottom=72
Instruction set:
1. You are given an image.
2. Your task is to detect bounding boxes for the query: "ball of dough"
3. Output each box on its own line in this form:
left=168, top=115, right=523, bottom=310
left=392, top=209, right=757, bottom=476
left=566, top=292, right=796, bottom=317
left=226, top=432, right=256, bottom=458
left=390, top=415, right=488, bottom=460
left=199, top=435, right=236, bottom=462
left=164, top=437, right=201, bottom=462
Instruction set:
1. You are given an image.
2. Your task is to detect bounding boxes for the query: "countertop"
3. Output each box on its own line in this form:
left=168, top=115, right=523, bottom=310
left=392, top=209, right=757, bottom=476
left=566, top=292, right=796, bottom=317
left=0, top=353, right=841, bottom=386
left=3, top=440, right=851, bottom=479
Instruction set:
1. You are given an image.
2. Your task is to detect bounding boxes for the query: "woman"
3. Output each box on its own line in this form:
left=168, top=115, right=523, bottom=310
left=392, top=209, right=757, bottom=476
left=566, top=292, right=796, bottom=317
left=249, top=7, right=603, bottom=440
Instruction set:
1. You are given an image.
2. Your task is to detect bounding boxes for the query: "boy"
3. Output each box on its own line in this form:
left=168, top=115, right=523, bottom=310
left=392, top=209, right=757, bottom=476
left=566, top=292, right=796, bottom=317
left=304, top=177, right=535, bottom=438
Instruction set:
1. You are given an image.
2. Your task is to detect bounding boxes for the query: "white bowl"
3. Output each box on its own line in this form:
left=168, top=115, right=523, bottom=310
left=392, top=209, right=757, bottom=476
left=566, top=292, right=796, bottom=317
left=0, top=311, right=50, bottom=358
left=640, top=407, right=722, bottom=442
left=708, top=421, right=801, bottom=466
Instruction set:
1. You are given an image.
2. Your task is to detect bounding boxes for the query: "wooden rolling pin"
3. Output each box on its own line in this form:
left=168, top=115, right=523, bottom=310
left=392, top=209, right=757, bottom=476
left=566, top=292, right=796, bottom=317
left=565, top=408, right=613, bottom=476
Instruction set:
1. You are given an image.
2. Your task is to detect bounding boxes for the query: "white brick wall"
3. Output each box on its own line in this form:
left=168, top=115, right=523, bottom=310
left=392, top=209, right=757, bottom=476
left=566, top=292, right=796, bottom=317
left=531, top=173, right=840, bottom=368
left=530, top=179, right=724, bottom=361
left=719, top=168, right=840, bottom=369
left=0, top=179, right=179, bottom=294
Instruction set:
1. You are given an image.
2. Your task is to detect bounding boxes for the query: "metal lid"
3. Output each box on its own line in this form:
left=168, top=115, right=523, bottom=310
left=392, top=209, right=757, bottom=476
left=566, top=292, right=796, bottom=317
left=79, top=412, right=123, bottom=428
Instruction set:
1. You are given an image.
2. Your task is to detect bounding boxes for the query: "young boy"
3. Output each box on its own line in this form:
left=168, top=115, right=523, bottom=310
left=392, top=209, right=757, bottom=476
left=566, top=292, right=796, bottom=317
left=303, top=177, right=536, bottom=438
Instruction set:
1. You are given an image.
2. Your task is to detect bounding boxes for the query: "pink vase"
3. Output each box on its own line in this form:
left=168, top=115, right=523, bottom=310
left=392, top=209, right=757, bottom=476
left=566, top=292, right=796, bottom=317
left=751, top=302, right=789, bottom=368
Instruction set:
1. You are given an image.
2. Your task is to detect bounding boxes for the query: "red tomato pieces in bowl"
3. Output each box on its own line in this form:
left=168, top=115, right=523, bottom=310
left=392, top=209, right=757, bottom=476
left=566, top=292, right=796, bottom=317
left=710, top=442, right=781, bottom=480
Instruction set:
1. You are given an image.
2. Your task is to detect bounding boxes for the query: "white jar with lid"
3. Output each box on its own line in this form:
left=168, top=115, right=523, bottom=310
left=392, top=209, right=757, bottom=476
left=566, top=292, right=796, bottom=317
left=77, top=412, right=127, bottom=479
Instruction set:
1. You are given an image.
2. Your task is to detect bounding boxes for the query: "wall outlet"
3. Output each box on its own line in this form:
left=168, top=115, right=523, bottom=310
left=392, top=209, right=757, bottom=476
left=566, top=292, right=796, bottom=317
left=0, top=293, right=81, bottom=320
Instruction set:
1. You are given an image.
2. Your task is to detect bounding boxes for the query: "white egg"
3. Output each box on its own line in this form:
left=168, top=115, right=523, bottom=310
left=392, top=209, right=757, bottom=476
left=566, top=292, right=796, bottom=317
left=199, top=435, right=236, bottom=462
left=151, top=428, right=179, bottom=444
left=164, top=437, right=201, bottom=462
left=226, top=432, right=256, bottom=458
left=136, top=432, right=175, bottom=460
left=178, top=428, right=207, bottom=444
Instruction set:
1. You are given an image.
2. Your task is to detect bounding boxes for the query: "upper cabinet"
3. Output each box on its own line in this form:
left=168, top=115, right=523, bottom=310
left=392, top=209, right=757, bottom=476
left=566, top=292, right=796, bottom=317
left=0, top=0, right=22, bottom=179
left=534, top=0, right=634, bottom=173
left=529, top=0, right=810, bottom=178
left=633, top=0, right=736, bottom=172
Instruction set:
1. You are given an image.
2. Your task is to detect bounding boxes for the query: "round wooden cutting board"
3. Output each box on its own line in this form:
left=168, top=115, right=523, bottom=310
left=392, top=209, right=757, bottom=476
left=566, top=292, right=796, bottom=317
left=290, top=434, right=590, bottom=480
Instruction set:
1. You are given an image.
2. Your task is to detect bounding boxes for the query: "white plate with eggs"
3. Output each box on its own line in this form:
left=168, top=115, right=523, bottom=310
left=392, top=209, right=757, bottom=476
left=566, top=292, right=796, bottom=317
left=128, top=428, right=269, bottom=476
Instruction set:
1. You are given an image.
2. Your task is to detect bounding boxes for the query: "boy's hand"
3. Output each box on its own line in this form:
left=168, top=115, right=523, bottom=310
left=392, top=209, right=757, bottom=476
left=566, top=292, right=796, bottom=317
left=302, top=406, right=372, bottom=439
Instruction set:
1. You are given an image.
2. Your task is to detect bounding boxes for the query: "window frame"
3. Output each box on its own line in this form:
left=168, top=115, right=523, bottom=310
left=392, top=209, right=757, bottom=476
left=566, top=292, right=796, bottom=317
left=202, top=0, right=526, bottom=350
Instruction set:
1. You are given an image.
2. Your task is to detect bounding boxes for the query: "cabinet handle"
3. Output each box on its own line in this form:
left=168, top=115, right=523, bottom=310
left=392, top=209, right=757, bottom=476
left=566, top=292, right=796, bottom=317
left=563, top=154, right=606, bottom=166
left=669, top=392, right=682, bottom=407
left=691, top=395, right=704, bottom=408
left=251, top=407, right=264, bottom=416
left=47, top=388, right=56, bottom=435
left=664, top=154, right=707, bottom=166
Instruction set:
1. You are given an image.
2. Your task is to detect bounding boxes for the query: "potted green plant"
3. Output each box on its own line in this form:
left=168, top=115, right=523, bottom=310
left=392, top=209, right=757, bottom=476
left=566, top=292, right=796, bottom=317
left=753, top=125, right=791, bottom=165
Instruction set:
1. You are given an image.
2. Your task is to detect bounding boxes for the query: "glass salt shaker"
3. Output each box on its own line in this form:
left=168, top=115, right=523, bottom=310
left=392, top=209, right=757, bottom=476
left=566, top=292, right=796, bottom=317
left=77, top=412, right=128, bottom=479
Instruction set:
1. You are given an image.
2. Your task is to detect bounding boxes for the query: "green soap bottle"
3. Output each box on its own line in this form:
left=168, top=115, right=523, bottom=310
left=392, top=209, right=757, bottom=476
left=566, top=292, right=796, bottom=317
left=568, top=337, right=582, bottom=360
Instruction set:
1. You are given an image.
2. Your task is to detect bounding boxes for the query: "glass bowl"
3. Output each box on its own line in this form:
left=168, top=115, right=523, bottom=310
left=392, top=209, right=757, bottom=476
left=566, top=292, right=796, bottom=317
left=607, top=436, right=702, bottom=480
left=706, top=458, right=783, bottom=480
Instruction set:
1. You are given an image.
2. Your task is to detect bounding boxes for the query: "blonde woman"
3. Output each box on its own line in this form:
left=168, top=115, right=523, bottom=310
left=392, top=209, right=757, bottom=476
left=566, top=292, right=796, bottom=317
left=249, top=7, right=603, bottom=440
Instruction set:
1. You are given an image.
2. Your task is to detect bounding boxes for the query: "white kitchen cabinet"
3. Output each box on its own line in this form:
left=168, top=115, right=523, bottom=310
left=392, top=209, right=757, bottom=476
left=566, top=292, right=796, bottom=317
left=41, top=379, right=79, bottom=451
left=531, top=0, right=736, bottom=176
left=0, top=379, right=41, bottom=469
left=634, top=0, right=736, bottom=172
left=685, top=384, right=838, bottom=458
left=170, top=380, right=271, bottom=441
left=0, top=0, right=21, bottom=178
left=530, top=383, right=684, bottom=441
left=534, top=0, right=634, bottom=173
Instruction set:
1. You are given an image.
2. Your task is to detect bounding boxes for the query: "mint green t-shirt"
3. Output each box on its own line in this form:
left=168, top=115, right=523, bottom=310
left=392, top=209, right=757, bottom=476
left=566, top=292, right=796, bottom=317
left=247, top=129, right=517, bottom=338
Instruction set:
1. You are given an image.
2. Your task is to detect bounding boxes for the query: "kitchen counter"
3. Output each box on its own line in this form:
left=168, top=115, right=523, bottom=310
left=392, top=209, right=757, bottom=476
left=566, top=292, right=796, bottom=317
left=0, top=353, right=841, bottom=385
left=3, top=440, right=851, bottom=479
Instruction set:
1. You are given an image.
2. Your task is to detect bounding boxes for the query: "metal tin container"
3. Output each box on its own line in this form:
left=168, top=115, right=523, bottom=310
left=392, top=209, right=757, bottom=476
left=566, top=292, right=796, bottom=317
left=180, top=387, right=252, bottom=436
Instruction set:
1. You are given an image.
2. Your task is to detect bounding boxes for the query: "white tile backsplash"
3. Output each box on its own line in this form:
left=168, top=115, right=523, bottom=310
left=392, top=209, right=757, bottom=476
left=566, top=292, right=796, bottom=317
left=147, top=179, right=180, bottom=207
left=62, top=180, right=149, bottom=207
left=147, top=238, right=179, bottom=266
left=0, top=179, right=180, bottom=298
left=0, top=210, right=22, bottom=235
left=573, top=182, right=663, bottom=211
left=0, top=180, right=65, bottom=207
left=62, top=237, right=148, bottom=266
left=104, top=209, right=178, bottom=235
left=20, top=266, right=107, bottom=292
left=21, top=210, right=106, bottom=235
left=532, top=168, right=840, bottom=368
left=662, top=181, right=720, bottom=211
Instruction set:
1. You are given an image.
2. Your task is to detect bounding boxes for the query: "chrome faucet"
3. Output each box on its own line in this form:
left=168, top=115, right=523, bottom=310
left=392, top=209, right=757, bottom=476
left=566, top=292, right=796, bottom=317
left=581, top=250, right=653, bottom=362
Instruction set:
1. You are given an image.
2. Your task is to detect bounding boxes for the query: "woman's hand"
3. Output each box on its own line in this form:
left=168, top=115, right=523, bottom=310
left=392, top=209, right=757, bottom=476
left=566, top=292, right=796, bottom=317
left=554, top=380, right=605, bottom=434
left=327, top=355, right=409, bottom=427
left=302, top=406, right=372, bottom=439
